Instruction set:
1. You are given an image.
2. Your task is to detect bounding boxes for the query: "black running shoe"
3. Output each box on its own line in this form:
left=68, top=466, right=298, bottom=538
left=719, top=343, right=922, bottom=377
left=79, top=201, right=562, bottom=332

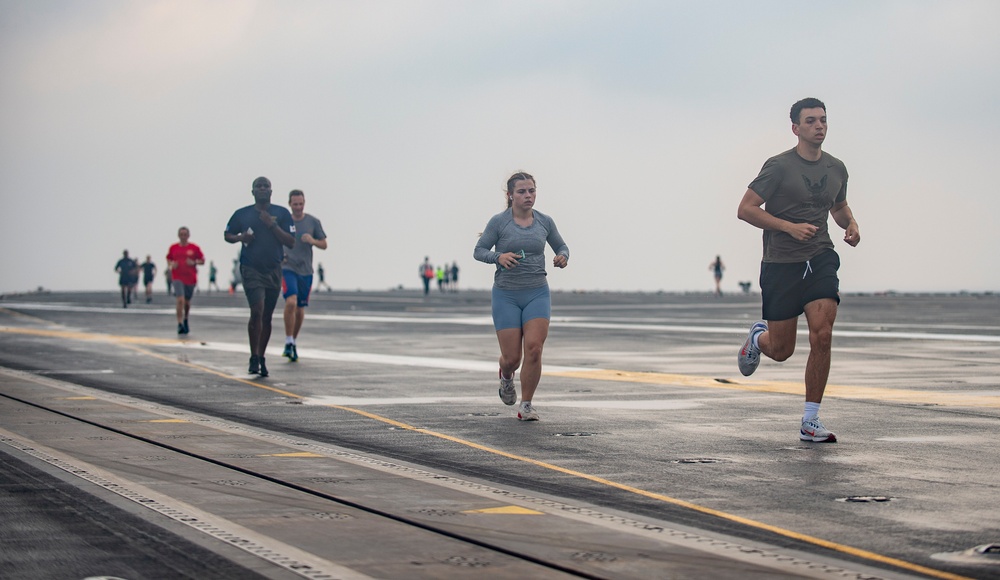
left=282, top=343, right=293, bottom=358
left=177, top=323, right=186, bottom=334
left=258, top=357, right=268, bottom=377
left=248, top=355, right=260, bottom=374
left=182, top=319, right=189, bottom=334
left=289, top=344, right=298, bottom=362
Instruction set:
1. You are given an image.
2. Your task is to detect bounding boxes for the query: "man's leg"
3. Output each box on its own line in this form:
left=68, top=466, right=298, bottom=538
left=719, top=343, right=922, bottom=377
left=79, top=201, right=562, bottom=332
left=247, top=301, right=264, bottom=356
left=802, top=298, right=838, bottom=403
left=293, top=307, right=305, bottom=338
left=757, top=317, right=798, bottom=363
left=283, top=297, right=297, bottom=338
left=258, top=287, right=280, bottom=355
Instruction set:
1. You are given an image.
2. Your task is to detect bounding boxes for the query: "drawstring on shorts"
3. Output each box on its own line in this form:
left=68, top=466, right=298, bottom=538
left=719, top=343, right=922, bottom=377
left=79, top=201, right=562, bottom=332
left=802, top=260, right=813, bottom=279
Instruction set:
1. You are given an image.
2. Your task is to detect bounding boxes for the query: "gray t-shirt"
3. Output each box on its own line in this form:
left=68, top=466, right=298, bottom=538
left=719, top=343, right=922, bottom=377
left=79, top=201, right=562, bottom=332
left=748, top=148, right=848, bottom=263
left=282, top=213, right=326, bottom=275
left=474, top=209, right=569, bottom=290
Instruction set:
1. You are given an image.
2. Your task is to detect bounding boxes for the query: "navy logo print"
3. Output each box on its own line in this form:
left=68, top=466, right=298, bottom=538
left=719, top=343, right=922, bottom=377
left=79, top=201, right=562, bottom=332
left=802, top=174, right=827, bottom=195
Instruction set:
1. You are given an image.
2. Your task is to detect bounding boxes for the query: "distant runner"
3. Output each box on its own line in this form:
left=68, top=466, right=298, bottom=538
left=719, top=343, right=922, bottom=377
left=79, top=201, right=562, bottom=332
left=281, top=189, right=327, bottom=362
left=166, top=227, right=205, bottom=335
left=114, top=250, right=138, bottom=308
left=224, top=176, right=295, bottom=377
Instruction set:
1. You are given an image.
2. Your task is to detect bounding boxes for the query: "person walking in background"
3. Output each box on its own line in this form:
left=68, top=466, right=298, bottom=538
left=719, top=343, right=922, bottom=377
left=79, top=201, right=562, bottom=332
left=316, top=263, right=332, bottom=292
left=224, top=176, right=295, bottom=377
left=230, top=257, right=241, bottom=294
left=436, top=265, right=445, bottom=292
left=737, top=97, right=862, bottom=443
left=141, top=255, right=157, bottom=303
left=450, top=261, right=459, bottom=292
left=709, top=255, right=725, bottom=296
left=166, top=227, right=205, bottom=334
left=281, top=189, right=327, bottom=362
left=420, top=257, right=433, bottom=295
left=126, top=259, right=139, bottom=304
left=474, top=171, right=570, bottom=421
left=114, top=250, right=138, bottom=308
left=208, top=261, right=221, bottom=293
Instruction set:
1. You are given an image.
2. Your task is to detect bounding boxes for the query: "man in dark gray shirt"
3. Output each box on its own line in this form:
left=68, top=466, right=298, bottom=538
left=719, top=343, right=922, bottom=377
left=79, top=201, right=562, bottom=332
left=281, top=189, right=327, bottom=362
left=737, top=98, right=861, bottom=443
left=224, top=177, right=296, bottom=377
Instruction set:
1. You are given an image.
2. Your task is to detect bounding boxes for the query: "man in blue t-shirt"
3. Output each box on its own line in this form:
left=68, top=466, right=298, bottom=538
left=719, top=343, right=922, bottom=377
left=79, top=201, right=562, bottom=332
left=224, top=176, right=295, bottom=377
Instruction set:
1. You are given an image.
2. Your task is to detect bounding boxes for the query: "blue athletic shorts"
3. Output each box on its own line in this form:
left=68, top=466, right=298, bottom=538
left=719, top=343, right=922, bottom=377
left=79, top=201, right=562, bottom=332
left=760, top=249, right=841, bottom=321
left=281, top=270, right=313, bottom=307
left=491, top=285, right=551, bottom=331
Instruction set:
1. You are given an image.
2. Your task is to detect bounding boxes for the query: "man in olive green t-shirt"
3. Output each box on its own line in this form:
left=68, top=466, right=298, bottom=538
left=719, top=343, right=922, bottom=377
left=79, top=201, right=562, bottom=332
left=736, top=97, right=862, bottom=443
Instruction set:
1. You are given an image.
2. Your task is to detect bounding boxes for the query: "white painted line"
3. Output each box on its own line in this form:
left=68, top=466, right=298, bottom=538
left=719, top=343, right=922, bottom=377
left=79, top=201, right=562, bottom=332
left=5, top=302, right=1000, bottom=342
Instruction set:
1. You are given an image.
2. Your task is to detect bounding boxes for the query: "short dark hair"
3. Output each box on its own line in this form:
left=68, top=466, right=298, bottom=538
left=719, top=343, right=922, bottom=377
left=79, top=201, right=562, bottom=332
left=288, top=189, right=304, bottom=202
left=252, top=176, right=271, bottom=188
left=790, top=98, right=826, bottom=124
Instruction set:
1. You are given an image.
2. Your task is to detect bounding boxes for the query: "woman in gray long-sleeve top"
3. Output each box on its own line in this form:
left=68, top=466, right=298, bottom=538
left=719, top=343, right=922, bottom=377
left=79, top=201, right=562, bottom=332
left=473, top=171, right=569, bottom=421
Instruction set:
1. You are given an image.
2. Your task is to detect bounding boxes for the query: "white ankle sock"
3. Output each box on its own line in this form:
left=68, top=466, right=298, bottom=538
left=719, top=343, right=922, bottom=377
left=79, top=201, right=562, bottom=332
left=804, top=402, right=821, bottom=421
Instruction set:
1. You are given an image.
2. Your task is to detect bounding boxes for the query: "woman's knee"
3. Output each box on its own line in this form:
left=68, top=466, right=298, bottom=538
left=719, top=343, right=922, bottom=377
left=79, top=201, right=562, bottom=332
left=500, top=352, right=521, bottom=370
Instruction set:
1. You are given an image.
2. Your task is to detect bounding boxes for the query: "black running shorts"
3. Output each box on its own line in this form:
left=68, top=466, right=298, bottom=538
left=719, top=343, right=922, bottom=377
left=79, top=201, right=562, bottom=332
left=759, top=249, right=841, bottom=321
left=240, top=264, right=282, bottom=309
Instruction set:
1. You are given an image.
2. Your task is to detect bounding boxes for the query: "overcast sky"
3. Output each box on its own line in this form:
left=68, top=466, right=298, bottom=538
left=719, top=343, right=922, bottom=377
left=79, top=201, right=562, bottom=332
left=2, top=0, right=998, bottom=295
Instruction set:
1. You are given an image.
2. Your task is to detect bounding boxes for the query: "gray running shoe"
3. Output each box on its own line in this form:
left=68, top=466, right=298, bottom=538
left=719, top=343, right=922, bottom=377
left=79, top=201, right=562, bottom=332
left=800, top=416, right=837, bottom=442
left=738, top=320, right=768, bottom=376
left=499, top=369, right=516, bottom=405
left=517, top=401, right=539, bottom=421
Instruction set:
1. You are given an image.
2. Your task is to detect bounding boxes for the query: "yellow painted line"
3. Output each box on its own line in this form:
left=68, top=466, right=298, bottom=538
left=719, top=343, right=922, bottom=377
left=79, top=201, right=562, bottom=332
left=260, top=452, right=325, bottom=458
left=0, top=324, right=976, bottom=579
left=462, top=506, right=545, bottom=515
left=0, top=326, right=182, bottom=346
left=0, top=308, right=57, bottom=324
left=547, top=369, right=1000, bottom=408
left=144, top=419, right=189, bottom=423
left=321, top=404, right=971, bottom=580
left=0, top=326, right=303, bottom=398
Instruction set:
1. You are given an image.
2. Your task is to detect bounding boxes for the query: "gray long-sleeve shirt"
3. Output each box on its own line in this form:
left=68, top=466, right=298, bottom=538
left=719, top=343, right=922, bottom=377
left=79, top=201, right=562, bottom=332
left=473, top=209, right=569, bottom=290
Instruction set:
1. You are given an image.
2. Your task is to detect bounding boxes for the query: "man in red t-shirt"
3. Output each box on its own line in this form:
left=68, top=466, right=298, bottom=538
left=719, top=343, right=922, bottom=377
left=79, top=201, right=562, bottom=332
left=166, top=227, right=205, bottom=335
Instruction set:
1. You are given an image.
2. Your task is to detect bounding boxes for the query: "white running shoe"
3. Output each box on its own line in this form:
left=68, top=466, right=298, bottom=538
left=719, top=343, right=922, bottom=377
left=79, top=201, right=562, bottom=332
left=738, top=320, right=768, bottom=376
left=499, top=369, right=517, bottom=406
left=800, top=417, right=837, bottom=442
left=517, top=401, right=539, bottom=421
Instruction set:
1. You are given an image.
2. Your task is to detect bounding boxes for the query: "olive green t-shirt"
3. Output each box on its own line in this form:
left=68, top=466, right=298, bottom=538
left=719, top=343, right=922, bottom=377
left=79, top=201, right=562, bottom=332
left=748, top=148, right=848, bottom=263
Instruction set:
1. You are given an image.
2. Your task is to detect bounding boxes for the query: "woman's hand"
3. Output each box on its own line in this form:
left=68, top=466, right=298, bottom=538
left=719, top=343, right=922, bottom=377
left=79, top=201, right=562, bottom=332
left=498, top=252, right=521, bottom=270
